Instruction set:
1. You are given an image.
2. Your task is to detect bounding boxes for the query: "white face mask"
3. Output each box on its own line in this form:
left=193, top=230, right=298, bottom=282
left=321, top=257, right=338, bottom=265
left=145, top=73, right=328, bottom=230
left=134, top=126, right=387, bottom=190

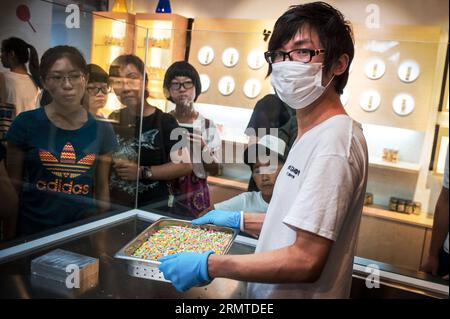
left=270, top=61, right=334, bottom=110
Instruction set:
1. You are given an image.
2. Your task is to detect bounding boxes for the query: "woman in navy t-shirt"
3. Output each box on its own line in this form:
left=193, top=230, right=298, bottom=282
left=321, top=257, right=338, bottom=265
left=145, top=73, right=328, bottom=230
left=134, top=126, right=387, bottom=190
left=6, top=46, right=118, bottom=236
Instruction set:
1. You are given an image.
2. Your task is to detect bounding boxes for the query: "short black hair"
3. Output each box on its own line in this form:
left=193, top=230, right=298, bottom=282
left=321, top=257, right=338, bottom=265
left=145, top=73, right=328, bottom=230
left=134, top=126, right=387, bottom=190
left=86, top=63, right=109, bottom=84
left=163, top=61, right=202, bottom=102
left=267, top=1, right=354, bottom=94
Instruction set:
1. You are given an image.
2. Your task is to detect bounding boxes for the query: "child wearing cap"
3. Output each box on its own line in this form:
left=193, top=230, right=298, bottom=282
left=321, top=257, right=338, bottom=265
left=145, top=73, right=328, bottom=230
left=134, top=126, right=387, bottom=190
left=213, top=135, right=286, bottom=214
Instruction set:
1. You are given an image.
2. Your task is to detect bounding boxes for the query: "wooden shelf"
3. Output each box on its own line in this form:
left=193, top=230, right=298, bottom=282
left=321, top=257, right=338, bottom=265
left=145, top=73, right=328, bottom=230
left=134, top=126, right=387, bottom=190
left=363, top=205, right=433, bottom=229
left=369, top=156, right=421, bottom=173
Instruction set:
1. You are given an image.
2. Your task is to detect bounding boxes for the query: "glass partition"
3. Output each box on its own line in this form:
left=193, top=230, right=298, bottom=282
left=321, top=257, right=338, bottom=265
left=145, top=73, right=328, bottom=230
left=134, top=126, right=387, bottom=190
left=0, top=1, right=146, bottom=245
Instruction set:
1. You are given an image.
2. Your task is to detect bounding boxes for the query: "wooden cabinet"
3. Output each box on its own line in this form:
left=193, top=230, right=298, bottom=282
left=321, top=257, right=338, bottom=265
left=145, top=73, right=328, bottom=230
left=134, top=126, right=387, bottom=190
left=356, top=213, right=430, bottom=271
left=91, top=12, right=135, bottom=72
left=421, top=228, right=433, bottom=268
left=134, top=13, right=188, bottom=103
left=207, top=176, right=247, bottom=206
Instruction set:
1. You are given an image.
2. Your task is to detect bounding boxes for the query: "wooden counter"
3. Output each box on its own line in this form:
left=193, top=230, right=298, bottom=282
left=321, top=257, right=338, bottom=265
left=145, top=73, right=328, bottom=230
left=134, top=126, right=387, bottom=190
left=363, top=205, right=433, bottom=229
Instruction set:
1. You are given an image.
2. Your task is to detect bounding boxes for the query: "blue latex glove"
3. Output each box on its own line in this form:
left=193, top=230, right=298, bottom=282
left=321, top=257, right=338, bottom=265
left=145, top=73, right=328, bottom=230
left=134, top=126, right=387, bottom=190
left=158, top=250, right=214, bottom=292
left=192, top=210, right=241, bottom=229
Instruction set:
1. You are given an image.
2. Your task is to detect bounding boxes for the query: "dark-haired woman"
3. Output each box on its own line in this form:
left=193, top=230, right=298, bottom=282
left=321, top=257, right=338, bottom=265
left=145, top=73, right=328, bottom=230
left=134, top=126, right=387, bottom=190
left=163, top=61, right=221, bottom=217
left=0, top=37, right=41, bottom=115
left=5, top=45, right=118, bottom=236
left=108, top=54, right=192, bottom=212
left=82, top=63, right=111, bottom=118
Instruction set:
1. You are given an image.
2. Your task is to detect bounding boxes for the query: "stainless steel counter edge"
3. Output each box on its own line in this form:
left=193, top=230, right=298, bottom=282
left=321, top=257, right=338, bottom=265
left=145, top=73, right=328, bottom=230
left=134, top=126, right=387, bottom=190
left=0, top=209, right=448, bottom=297
left=353, top=264, right=449, bottom=297
left=0, top=209, right=258, bottom=262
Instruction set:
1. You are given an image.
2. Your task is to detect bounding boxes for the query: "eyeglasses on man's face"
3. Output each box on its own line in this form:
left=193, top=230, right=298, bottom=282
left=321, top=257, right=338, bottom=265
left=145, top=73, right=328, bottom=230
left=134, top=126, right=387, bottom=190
left=110, top=77, right=142, bottom=91
left=46, top=73, right=84, bottom=85
left=169, top=80, right=194, bottom=91
left=264, top=48, right=325, bottom=64
left=87, top=85, right=111, bottom=96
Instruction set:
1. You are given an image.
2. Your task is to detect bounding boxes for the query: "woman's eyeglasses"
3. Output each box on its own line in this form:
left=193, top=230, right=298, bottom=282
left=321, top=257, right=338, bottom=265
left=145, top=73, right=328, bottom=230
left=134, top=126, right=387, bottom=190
left=169, top=81, right=194, bottom=90
left=46, top=73, right=84, bottom=85
left=87, top=85, right=111, bottom=96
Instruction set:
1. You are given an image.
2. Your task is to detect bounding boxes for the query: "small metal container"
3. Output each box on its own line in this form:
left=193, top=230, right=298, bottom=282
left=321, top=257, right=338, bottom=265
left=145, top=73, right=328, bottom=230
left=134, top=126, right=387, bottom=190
left=115, top=218, right=238, bottom=283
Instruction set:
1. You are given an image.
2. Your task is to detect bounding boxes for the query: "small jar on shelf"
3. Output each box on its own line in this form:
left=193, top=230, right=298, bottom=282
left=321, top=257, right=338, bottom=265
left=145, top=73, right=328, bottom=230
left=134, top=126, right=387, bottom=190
left=412, top=202, right=422, bottom=215
left=389, top=197, right=398, bottom=211
left=404, top=201, right=414, bottom=214
left=397, top=199, right=406, bottom=213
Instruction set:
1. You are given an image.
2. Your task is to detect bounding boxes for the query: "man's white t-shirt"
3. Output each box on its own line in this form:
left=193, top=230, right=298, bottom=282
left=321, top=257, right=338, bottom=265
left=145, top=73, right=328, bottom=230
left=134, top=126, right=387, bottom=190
left=247, top=115, right=368, bottom=299
left=2, top=71, right=39, bottom=115
left=214, top=191, right=269, bottom=213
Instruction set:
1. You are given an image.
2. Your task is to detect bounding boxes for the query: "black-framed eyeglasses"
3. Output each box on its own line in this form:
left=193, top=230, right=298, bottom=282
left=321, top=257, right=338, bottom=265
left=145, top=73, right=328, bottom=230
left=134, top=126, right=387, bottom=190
left=264, top=48, right=325, bottom=64
left=169, top=81, right=194, bottom=90
left=87, top=85, right=111, bottom=96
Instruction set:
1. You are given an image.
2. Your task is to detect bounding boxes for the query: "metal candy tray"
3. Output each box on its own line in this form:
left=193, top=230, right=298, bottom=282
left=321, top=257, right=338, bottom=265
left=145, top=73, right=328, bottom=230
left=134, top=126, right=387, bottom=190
left=114, top=218, right=238, bottom=282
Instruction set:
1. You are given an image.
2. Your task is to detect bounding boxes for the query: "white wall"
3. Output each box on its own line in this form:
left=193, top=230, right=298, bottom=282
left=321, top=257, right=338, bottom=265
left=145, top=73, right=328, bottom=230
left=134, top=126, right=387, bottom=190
left=0, top=0, right=53, bottom=73
left=129, top=0, right=449, bottom=31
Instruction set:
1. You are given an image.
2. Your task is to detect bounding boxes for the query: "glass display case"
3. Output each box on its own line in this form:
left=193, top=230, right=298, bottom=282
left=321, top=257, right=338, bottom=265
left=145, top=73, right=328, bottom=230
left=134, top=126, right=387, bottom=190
left=91, top=12, right=135, bottom=72
left=90, top=12, right=136, bottom=118
left=134, top=13, right=188, bottom=108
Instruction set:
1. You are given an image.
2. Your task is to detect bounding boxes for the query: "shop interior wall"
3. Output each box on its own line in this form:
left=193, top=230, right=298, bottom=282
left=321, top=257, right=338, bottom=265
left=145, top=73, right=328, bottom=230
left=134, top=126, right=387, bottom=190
left=124, top=0, right=449, bottom=212
left=129, top=0, right=449, bottom=32
left=0, top=0, right=53, bottom=73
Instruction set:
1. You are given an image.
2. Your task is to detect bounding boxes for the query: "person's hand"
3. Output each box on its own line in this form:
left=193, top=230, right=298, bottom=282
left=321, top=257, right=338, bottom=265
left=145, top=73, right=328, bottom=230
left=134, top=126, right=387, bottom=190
left=113, top=160, right=139, bottom=181
left=421, top=255, right=439, bottom=276
left=442, top=274, right=449, bottom=280
left=158, top=251, right=214, bottom=292
left=192, top=210, right=241, bottom=229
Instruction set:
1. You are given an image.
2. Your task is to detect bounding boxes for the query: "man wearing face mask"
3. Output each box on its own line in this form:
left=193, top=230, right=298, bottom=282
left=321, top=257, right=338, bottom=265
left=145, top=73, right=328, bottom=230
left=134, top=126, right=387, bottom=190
left=158, top=2, right=368, bottom=299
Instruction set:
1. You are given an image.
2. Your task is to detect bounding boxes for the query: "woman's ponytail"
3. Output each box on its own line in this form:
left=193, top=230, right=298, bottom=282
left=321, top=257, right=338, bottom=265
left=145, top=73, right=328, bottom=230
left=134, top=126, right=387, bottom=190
left=27, top=43, right=41, bottom=89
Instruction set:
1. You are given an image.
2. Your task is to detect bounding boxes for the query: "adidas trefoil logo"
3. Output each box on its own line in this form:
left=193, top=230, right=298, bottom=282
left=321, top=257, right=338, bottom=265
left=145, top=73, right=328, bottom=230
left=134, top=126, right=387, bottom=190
left=39, top=142, right=96, bottom=178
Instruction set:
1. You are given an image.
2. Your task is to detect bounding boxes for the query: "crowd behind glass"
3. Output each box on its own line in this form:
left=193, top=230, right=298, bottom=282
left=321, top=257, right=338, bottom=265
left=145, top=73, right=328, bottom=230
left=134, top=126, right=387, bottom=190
left=0, top=37, right=285, bottom=241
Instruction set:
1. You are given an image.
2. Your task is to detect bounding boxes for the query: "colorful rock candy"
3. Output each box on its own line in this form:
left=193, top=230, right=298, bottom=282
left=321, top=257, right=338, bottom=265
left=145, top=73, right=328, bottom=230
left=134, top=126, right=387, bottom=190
left=132, top=225, right=232, bottom=260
